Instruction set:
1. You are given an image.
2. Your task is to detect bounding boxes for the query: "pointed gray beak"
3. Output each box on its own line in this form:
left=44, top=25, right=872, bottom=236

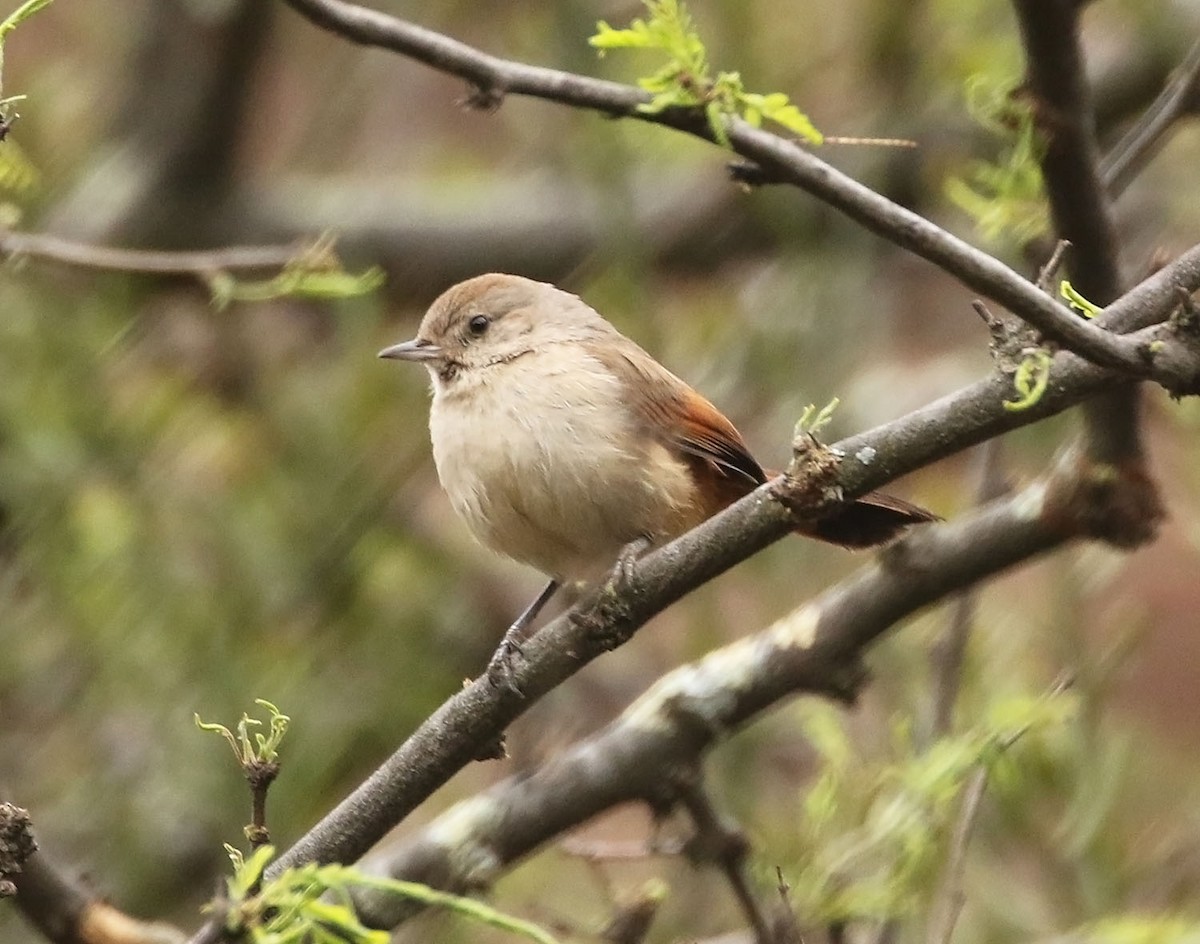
left=378, top=338, right=442, bottom=362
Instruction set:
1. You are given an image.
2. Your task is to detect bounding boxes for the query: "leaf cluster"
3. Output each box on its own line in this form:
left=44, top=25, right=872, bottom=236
left=590, top=0, right=822, bottom=147
left=217, top=845, right=559, bottom=944
left=196, top=699, right=290, bottom=768
left=945, top=74, right=1048, bottom=246
left=781, top=689, right=1077, bottom=924
left=207, top=236, right=384, bottom=310
left=1004, top=282, right=1101, bottom=412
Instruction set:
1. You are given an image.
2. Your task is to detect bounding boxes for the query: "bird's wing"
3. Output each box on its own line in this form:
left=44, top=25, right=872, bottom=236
left=596, top=341, right=766, bottom=491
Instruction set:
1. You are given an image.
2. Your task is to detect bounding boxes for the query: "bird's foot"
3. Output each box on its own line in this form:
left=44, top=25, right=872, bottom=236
left=608, top=536, right=652, bottom=594
left=485, top=623, right=527, bottom=696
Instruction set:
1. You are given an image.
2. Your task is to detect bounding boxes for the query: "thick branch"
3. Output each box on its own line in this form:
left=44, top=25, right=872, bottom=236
left=1013, top=0, right=1142, bottom=468
left=350, top=464, right=1083, bottom=928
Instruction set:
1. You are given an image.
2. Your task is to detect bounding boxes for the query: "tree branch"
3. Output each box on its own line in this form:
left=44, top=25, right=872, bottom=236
left=1013, top=0, right=1144, bottom=469
left=347, top=462, right=1090, bottom=929
left=676, top=782, right=775, bottom=944
left=4, top=808, right=185, bottom=944
left=0, top=229, right=302, bottom=276
left=277, top=0, right=1183, bottom=378
left=224, top=242, right=1200, bottom=905
left=926, top=438, right=1010, bottom=743
left=181, top=9, right=1200, bottom=942
left=1102, top=39, right=1200, bottom=198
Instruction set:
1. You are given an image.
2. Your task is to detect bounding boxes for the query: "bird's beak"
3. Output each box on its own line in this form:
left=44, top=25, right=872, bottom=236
left=378, top=338, right=442, bottom=362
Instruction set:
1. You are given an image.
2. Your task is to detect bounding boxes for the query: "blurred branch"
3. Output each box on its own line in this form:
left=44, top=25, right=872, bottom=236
left=278, top=0, right=1192, bottom=387
left=925, top=767, right=987, bottom=944
left=925, top=673, right=1071, bottom=944
left=926, top=438, right=1010, bottom=742
left=0, top=229, right=301, bottom=276
left=599, top=881, right=667, bottom=944
left=252, top=170, right=773, bottom=299
left=43, top=0, right=273, bottom=247
left=677, top=781, right=774, bottom=944
left=345, top=465, right=1086, bottom=930
left=1012, top=0, right=1146, bottom=478
left=3, top=806, right=184, bottom=944
left=1102, top=39, right=1200, bottom=199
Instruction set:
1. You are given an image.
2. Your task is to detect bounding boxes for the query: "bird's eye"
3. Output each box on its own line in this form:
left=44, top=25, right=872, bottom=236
left=467, top=314, right=490, bottom=337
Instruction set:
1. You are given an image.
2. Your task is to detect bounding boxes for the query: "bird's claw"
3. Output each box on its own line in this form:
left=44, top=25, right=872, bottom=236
left=485, top=628, right=527, bottom=696
left=609, top=536, right=651, bottom=593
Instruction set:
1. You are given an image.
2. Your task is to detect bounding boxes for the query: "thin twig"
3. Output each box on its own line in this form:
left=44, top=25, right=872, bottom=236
left=1036, top=240, right=1072, bottom=293
left=925, top=674, right=1072, bottom=944
left=677, top=781, right=776, bottom=944
left=925, top=766, right=988, bottom=944
left=559, top=838, right=673, bottom=860
left=1102, top=39, right=1200, bottom=198
left=0, top=229, right=302, bottom=275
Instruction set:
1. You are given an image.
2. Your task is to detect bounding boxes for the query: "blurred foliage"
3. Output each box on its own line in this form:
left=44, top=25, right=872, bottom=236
left=1, top=1, right=1199, bottom=943
left=219, top=844, right=560, bottom=944
left=773, top=688, right=1077, bottom=924
left=944, top=73, right=1048, bottom=248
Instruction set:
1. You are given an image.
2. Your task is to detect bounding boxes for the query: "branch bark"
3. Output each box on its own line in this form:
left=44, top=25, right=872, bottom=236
left=1013, top=0, right=1146, bottom=475
left=347, top=461, right=1089, bottom=929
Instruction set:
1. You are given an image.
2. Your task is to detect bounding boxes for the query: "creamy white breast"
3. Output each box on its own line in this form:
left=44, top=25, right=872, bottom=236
left=427, top=344, right=698, bottom=581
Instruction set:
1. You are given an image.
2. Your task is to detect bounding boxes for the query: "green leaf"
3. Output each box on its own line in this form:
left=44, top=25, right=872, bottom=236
left=1060, top=279, right=1103, bottom=318
left=945, top=74, right=1048, bottom=246
left=1002, top=348, right=1053, bottom=412
left=208, top=260, right=384, bottom=310
left=741, top=92, right=824, bottom=145
left=591, top=0, right=821, bottom=148
left=796, top=397, right=840, bottom=437
left=212, top=846, right=562, bottom=944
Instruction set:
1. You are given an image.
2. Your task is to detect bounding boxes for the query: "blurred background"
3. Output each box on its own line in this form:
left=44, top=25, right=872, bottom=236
left=2, top=0, right=1200, bottom=941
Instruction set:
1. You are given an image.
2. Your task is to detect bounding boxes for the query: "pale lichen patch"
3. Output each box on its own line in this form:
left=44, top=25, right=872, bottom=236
left=1012, top=480, right=1048, bottom=520
left=623, top=633, right=762, bottom=734
left=424, top=794, right=504, bottom=886
left=768, top=603, right=819, bottom=650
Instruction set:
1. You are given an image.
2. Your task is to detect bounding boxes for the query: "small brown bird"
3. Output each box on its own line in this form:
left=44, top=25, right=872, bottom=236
left=380, top=274, right=934, bottom=678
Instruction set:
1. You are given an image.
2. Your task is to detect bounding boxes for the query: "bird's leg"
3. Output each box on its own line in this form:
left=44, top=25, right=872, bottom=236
left=486, top=578, right=560, bottom=693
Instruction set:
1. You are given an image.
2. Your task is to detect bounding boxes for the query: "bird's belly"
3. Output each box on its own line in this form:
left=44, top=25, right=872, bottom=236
left=429, top=355, right=699, bottom=580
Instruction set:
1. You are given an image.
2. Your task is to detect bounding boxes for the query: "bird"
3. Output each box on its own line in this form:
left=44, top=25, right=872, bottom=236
left=379, top=273, right=935, bottom=683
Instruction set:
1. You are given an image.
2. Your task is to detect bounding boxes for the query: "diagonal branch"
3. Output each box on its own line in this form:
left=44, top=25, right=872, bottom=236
left=346, top=463, right=1088, bottom=930
left=278, top=0, right=1180, bottom=378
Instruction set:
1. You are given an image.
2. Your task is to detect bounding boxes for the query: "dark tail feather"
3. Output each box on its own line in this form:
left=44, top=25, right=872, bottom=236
left=805, top=491, right=938, bottom=548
